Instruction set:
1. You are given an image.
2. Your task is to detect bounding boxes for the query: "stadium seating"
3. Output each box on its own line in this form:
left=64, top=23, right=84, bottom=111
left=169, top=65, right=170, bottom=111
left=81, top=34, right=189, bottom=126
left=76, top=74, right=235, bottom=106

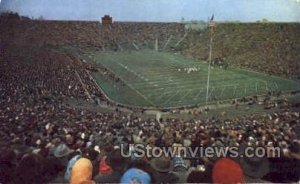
left=0, top=14, right=299, bottom=183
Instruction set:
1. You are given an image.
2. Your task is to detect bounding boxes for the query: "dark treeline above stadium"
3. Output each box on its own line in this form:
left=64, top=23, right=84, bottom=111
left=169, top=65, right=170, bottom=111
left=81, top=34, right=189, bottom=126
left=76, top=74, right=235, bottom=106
left=0, top=17, right=299, bottom=79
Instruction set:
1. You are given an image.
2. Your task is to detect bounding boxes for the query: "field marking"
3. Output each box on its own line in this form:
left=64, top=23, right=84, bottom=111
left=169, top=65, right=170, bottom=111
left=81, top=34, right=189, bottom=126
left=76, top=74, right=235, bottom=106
left=93, top=54, right=156, bottom=106
left=162, top=90, right=181, bottom=105
left=152, top=91, right=173, bottom=102
left=116, top=62, right=145, bottom=81
left=132, top=74, right=249, bottom=85
left=133, top=77, right=245, bottom=89
left=255, top=82, right=258, bottom=93
left=208, top=87, right=215, bottom=101
left=194, top=89, right=204, bottom=100
left=85, top=50, right=300, bottom=107
left=125, top=82, right=155, bottom=106
left=140, top=84, right=245, bottom=98
left=233, top=85, right=238, bottom=97
left=177, top=89, right=192, bottom=102
left=220, top=86, right=226, bottom=98
left=265, top=81, right=269, bottom=91
left=111, top=62, right=156, bottom=106
left=256, top=79, right=269, bottom=92
left=142, top=83, right=246, bottom=91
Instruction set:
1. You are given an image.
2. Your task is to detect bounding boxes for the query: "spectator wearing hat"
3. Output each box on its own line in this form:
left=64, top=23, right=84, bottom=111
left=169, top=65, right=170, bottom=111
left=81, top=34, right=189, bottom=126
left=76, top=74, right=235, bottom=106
left=172, top=155, right=190, bottom=183
left=150, top=155, right=179, bottom=183
left=51, top=143, right=74, bottom=182
left=212, top=157, right=244, bottom=184
left=238, top=145, right=270, bottom=183
left=94, top=148, right=128, bottom=183
left=120, top=168, right=151, bottom=184
left=53, top=143, right=74, bottom=162
left=70, top=157, right=95, bottom=184
left=64, top=154, right=82, bottom=181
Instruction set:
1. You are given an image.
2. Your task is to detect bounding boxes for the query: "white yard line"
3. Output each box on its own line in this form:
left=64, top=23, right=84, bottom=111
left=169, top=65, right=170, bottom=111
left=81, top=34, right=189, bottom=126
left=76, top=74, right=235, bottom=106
left=152, top=91, right=172, bottom=103
left=265, top=81, right=269, bottom=91
left=208, top=87, right=215, bottom=100
left=220, top=86, right=226, bottom=98
left=257, top=79, right=269, bottom=91
left=233, top=85, right=238, bottom=96
left=194, top=89, right=204, bottom=99
left=112, top=60, right=152, bottom=87
left=105, top=57, right=156, bottom=106
left=177, top=89, right=192, bottom=102
left=162, top=90, right=181, bottom=105
left=125, top=82, right=156, bottom=106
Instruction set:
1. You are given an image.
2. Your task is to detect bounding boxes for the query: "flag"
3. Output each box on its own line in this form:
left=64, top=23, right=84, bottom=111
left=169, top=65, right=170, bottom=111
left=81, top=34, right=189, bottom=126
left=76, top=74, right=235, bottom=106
left=208, top=14, right=216, bottom=35
left=210, top=14, right=214, bottom=22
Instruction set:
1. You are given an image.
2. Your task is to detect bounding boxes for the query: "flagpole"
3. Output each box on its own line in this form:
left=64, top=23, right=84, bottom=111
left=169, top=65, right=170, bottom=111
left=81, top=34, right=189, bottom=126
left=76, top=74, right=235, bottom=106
left=205, top=35, right=213, bottom=104
left=205, top=15, right=215, bottom=105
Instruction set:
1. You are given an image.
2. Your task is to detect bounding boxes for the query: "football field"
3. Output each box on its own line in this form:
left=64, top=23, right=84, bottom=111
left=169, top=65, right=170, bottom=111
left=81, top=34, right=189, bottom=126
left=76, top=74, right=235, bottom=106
left=80, top=49, right=300, bottom=108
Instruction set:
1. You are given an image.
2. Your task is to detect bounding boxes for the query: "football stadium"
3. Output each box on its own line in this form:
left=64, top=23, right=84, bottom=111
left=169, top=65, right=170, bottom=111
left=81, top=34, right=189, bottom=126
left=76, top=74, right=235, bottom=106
left=0, top=0, right=300, bottom=183
left=78, top=49, right=299, bottom=108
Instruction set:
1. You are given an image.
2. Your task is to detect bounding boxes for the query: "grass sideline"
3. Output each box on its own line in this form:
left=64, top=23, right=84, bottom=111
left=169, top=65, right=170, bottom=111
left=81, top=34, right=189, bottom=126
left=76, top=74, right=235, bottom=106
left=78, top=49, right=300, bottom=108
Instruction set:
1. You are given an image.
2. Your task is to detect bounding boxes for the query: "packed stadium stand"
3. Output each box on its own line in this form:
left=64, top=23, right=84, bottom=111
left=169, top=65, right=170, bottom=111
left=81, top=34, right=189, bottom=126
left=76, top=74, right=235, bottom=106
left=0, top=13, right=299, bottom=183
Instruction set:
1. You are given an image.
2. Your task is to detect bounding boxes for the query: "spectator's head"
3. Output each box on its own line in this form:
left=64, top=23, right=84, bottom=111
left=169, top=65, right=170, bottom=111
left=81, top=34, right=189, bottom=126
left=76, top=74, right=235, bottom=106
left=53, top=143, right=74, bottom=167
left=239, top=146, right=269, bottom=179
left=84, top=148, right=99, bottom=161
left=98, top=156, right=112, bottom=175
left=70, top=157, right=94, bottom=184
left=172, top=156, right=188, bottom=171
left=107, top=148, right=128, bottom=172
left=53, top=143, right=73, bottom=159
left=150, top=155, right=173, bottom=173
left=212, top=158, right=244, bottom=184
left=120, top=168, right=151, bottom=184
left=14, top=153, right=46, bottom=184
left=64, top=154, right=81, bottom=182
left=187, top=169, right=212, bottom=183
left=66, top=134, right=74, bottom=145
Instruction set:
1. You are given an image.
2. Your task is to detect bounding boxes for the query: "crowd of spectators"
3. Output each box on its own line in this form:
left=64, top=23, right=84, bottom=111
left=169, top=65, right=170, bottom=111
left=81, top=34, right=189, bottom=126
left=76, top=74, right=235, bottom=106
left=2, top=14, right=299, bottom=78
left=0, top=46, right=106, bottom=102
left=0, top=46, right=299, bottom=183
left=0, top=16, right=185, bottom=51
left=1, top=14, right=299, bottom=183
left=182, top=23, right=300, bottom=79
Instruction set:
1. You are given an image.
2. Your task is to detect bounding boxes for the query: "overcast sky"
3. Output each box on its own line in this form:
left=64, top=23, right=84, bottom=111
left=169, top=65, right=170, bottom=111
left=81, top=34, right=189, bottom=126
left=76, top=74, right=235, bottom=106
left=0, top=0, right=299, bottom=22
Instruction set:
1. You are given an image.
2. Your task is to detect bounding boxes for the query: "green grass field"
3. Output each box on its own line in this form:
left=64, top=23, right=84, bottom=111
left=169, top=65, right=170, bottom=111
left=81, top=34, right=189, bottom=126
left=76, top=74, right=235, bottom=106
left=80, top=49, right=300, bottom=108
